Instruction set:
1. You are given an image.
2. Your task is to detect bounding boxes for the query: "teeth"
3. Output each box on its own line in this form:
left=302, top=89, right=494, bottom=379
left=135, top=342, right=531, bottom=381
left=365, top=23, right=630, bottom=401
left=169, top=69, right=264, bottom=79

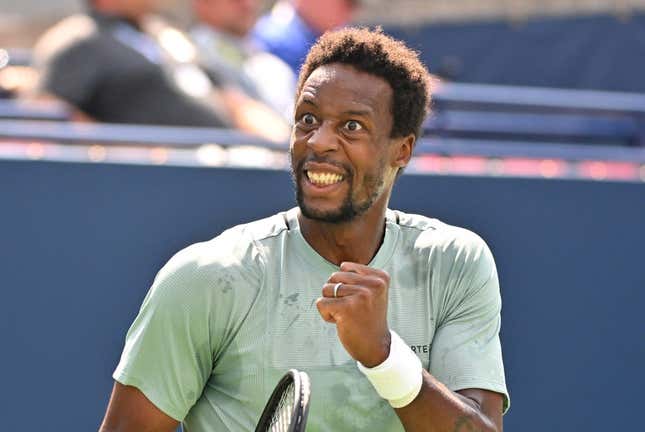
left=307, top=171, right=343, bottom=185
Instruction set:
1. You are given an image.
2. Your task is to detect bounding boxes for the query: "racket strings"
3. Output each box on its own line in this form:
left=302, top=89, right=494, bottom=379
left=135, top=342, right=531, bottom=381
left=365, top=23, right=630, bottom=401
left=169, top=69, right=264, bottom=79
left=268, top=381, right=295, bottom=432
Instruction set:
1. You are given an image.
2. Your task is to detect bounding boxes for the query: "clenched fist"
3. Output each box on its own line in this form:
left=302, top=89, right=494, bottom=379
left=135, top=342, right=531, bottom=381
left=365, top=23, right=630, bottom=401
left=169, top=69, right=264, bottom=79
left=316, top=261, right=391, bottom=367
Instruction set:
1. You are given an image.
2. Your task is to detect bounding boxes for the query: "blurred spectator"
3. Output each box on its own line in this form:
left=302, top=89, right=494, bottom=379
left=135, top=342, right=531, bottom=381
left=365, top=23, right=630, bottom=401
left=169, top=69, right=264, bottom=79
left=191, top=0, right=296, bottom=120
left=33, top=0, right=231, bottom=127
left=0, top=49, right=11, bottom=98
left=0, top=48, right=40, bottom=99
left=252, top=0, right=360, bottom=73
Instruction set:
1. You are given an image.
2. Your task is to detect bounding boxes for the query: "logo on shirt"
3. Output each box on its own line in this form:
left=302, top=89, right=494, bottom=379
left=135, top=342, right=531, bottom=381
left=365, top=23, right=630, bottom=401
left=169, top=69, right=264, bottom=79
left=410, top=344, right=431, bottom=354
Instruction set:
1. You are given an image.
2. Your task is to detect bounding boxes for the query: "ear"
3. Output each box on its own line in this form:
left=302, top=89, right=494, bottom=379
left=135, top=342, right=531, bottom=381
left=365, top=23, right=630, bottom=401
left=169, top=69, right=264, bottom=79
left=391, top=133, right=415, bottom=170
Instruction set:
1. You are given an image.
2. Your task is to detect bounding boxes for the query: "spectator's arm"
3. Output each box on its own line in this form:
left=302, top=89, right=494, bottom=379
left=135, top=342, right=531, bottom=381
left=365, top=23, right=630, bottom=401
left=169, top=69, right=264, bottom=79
left=220, top=86, right=291, bottom=142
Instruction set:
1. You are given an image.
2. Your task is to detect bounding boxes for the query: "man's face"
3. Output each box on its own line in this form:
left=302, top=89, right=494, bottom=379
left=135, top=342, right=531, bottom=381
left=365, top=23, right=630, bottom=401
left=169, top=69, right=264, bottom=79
left=195, top=0, right=260, bottom=37
left=290, top=63, right=404, bottom=223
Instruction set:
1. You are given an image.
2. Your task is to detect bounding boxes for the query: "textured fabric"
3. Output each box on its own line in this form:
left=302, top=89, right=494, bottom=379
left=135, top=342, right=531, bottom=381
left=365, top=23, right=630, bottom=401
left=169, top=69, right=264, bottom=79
left=114, top=207, right=509, bottom=431
left=34, top=12, right=227, bottom=127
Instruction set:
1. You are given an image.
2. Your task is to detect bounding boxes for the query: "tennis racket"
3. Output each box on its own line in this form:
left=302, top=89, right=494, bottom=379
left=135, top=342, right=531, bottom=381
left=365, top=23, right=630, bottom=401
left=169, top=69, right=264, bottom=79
left=254, top=369, right=311, bottom=432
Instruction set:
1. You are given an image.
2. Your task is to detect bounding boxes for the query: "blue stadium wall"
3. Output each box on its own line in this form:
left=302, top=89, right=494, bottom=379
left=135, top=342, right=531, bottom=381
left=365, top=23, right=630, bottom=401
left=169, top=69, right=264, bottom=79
left=388, top=13, right=645, bottom=92
left=1, top=159, right=644, bottom=431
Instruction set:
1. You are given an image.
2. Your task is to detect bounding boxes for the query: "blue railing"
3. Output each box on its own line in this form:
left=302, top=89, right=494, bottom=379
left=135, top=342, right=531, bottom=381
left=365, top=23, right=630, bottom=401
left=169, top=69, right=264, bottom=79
left=2, top=119, right=644, bottom=164
left=3, top=82, right=645, bottom=147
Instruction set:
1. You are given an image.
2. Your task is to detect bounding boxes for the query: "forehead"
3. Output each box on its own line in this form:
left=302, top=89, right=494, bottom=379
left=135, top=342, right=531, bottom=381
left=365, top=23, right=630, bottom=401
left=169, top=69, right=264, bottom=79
left=298, top=63, right=392, bottom=117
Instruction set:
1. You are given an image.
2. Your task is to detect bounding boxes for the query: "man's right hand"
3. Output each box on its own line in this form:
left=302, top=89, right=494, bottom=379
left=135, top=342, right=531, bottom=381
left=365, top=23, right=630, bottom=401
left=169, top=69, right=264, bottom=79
left=99, top=382, right=179, bottom=432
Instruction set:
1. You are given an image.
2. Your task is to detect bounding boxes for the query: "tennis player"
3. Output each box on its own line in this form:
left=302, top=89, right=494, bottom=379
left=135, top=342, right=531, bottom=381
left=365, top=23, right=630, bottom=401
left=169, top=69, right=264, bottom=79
left=100, top=27, right=509, bottom=432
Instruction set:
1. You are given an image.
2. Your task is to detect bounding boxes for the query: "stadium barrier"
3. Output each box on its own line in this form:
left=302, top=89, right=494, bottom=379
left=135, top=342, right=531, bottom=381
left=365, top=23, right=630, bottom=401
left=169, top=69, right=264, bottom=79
left=433, top=82, right=645, bottom=115
left=0, top=119, right=282, bottom=148
left=1, top=157, right=644, bottom=432
left=3, top=118, right=645, bottom=160
left=3, top=80, right=645, bottom=144
left=0, top=99, right=70, bottom=121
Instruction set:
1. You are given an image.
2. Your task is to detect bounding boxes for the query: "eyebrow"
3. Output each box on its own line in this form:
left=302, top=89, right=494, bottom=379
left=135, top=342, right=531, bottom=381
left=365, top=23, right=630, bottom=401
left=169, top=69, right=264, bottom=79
left=298, top=97, right=318, bottom=107
left=342, top=109, right=373, bottom=117
left=297, top=98, right=373, bottom=118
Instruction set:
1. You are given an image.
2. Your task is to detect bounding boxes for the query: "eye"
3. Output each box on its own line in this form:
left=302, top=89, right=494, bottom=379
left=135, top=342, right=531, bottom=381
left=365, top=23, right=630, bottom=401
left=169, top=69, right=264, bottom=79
left=300, top=113, right=318, bottom=126
left=344, top=120, right=363, bottom=131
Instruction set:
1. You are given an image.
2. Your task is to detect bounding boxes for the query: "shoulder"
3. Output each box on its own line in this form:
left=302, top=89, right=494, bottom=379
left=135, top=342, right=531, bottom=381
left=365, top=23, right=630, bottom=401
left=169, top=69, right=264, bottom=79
left=252, top=2, right=311, bottom=46
left=33, top=14, right=100, bottom=64
left=252, top=7, right=291, bottom=40
left=392, top=211, right=492, bottom=270
left=157, top=212, right=289, bottom=285
left=391, top=211, right=500, bottom=322
left=132, top=215, right=292, bottom=333
left=391, top=209, right=489, bottom=256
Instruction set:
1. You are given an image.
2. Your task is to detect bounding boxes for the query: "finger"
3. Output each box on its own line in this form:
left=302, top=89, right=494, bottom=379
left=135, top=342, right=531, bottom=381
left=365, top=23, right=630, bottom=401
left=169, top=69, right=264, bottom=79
left=321, top=282, right=364, bottom=298
left=340, top=262, right=390, bottom=282
left=328, top=271, right=389, bottom=294
left=339, top=261, right=371, bottom=275
left=315, top=297, right=337, bottom=323
left=327, top=271, right=372, bottom=285
left=316, top=297, right=356, bottom=325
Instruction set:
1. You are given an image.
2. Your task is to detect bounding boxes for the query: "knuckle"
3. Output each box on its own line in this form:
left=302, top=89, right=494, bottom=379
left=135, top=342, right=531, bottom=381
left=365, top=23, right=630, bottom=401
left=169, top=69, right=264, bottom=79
left=315, top=297, right=325, bottom=310
left=344, top=296, right=357, bottom=309
left=356, top=288, right=370, bottom=301
left=379, top=270, right=391, bottom=284
left=376, top=279, right=387, bottom=290
left=369, top=276, right=387, bottom=291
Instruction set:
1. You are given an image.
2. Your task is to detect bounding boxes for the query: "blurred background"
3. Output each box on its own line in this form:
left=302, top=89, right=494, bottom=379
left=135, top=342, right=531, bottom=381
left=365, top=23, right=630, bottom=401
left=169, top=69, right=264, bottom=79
left=1, top=1, right=644, bottom=431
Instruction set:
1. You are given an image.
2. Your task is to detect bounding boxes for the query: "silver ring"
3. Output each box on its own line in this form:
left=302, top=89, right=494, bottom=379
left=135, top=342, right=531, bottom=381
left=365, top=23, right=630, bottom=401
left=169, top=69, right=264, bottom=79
left=333, top=282, right=342, bottom=298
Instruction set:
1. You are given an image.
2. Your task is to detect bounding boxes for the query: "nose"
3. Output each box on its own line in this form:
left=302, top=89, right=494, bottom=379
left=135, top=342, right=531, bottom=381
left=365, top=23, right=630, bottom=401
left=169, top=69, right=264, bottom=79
left=306, top=121, right=339, bottom=154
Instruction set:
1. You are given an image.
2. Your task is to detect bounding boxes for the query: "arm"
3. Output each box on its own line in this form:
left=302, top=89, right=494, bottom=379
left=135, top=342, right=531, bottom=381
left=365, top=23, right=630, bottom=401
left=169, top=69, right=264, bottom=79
left=219, top=86, right=291, bottom=142
left=316, top=260, right=506, bottom=432
left=394, top=379, right=503, bottom=432
left=101, top=244, right=220, bottom=432
left=101, top=232, right=262, bottom=431
left=99, top=382, right=179, bottom=432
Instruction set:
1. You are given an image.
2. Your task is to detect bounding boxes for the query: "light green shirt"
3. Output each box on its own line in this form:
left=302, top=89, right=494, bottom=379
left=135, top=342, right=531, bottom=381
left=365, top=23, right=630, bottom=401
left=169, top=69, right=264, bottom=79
left=114, top=208, right=509, bottom=431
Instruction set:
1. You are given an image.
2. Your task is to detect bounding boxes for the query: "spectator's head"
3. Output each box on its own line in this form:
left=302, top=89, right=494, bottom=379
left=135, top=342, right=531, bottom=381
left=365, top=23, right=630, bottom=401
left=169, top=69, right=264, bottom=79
left=192, top=0, right=261, bottom=38
left=293, top=0, right=360, bottom=35
left=87, top=0, right=159, bottom=20
left=296, top=27, right=431, bottom=140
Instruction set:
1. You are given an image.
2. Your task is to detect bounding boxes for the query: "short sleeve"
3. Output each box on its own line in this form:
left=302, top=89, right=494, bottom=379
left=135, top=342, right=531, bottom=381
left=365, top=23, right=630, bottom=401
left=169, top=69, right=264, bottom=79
left=39, top=39, right=103, bottom=109
left=429, top=233, right=510, bottom=413
left=113, top=244, right=216, bottom=421
left=113, top=226, right=265, bottom=421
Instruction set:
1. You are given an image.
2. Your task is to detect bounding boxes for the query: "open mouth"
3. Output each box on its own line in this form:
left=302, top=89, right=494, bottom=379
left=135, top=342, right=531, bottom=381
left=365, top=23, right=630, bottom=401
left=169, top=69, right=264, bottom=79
left=305, top=170, right=344, bottom=186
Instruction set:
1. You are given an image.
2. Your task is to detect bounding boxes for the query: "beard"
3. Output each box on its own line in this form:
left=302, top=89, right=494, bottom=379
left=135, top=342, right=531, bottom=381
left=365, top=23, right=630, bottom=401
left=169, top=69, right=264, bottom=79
left=290, top=152, right=386, bottom=224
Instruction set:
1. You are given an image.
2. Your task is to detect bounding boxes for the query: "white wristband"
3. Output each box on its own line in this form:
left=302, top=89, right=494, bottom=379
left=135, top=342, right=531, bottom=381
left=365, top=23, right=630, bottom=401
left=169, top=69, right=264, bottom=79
left=356, top=330, right=423, bottom=408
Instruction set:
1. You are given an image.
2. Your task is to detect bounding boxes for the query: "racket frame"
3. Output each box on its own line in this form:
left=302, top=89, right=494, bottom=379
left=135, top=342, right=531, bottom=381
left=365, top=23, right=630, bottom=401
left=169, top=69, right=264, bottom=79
left=254, top=369, right=311, bottom=432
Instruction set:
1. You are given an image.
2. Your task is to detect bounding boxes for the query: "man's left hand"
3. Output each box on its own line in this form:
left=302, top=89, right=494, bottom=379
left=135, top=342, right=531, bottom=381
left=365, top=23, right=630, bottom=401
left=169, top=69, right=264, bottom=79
left=316, top=262, right=391, bottom=367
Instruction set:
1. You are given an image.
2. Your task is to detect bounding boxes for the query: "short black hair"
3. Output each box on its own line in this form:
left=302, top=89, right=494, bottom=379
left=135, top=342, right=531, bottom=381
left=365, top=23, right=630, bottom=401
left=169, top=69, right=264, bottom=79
left=297, top=27, right=431, bottom=139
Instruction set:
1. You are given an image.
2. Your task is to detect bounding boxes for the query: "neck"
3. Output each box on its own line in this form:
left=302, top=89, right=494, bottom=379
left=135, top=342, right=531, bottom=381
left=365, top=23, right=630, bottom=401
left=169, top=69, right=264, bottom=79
left=298, top=198, right=390, bottom=266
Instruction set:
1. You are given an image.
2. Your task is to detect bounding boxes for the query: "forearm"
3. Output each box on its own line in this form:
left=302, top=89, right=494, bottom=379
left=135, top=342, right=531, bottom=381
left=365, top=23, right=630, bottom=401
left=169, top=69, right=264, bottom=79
left=394, top=371, right=499, bottom=432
